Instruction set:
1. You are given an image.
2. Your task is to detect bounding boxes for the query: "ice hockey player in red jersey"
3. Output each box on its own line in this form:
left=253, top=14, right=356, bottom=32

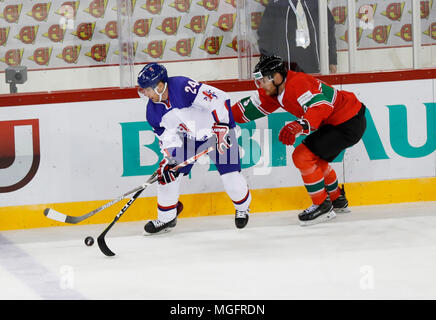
left=231, top=55, right=367, bottom=226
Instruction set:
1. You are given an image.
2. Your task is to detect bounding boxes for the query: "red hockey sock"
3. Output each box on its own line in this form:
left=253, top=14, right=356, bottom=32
left=317, top=159, right=341, bottom=201
left=293, top=144, right=327, bottom=205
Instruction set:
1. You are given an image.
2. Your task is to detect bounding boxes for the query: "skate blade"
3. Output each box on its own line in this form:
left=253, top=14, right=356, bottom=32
left=299, top=210, right=337, bottom=226
left=144, top=228, right=173, bottom=236
left=334, top=207, right=351, bottom=214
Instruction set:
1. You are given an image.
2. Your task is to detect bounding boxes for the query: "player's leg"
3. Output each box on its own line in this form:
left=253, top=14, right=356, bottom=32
left=303, top=104, right=367, bottom=215
left=295, top=123, right=355, bottom=224
left=221, top=171, right=251, bottom=229
left=295, top=126, right=345, bottom=224
left=316, top=159, right=350, bottom=213
left=210, top=128, right=252, bottom=229
left=144, top=142, right=194, bottom=234
left=292, top=144, right=335, bottom=226
left=144, top=176, right=184, bottom=234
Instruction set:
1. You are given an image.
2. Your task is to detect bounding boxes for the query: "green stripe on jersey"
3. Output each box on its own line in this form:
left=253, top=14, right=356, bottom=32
left=305, top=94, right=329, bottom=106
left=303, top=83, right=335, bottom=108
left=239, top=96, right=268, bottom=121
left=320, top=83, right=335, bottom=102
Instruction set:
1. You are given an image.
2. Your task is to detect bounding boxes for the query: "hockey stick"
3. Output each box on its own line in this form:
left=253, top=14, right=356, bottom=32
left=44, top=183, right=153, bottom=224
left=43, top=146, right=214, bottom=224
left=97, top=146, right=214, bottom=257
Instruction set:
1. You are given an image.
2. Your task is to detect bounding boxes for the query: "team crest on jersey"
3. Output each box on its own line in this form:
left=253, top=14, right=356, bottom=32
left=177, top=122, right=191, bottom=134
left=202, top=90, right=217, bottom=102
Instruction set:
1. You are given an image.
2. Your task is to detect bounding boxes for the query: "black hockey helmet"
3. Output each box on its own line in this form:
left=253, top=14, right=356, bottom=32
left=253, top=55, right=287, bottom=91
left=253, top=55, right=287, bottom=83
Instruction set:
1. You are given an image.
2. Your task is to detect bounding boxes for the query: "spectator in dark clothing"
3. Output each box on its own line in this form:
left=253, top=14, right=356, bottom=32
left=257, top=0, right=337, bottom=74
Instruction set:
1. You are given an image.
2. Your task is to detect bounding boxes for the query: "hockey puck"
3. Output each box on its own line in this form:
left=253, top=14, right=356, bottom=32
left=84, top=236, right=94, bottom=247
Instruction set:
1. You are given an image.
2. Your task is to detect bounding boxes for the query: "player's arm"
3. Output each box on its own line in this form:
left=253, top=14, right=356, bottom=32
left=231, top=89, right=281, bottom=123
left=153, top=127, right=184, bottom=185
left=279, top=83, right=336, bottom=146
left=147, top=113, right=183, bottom=160
left=301, top=97, right=335, bottom=130
left=190, top=83, right=231, bottom=123
left=298, top=83, right=336, bottom=130
left=189, top=83, right=236, bottom=154
left=180, top=78, right=231, bottom=125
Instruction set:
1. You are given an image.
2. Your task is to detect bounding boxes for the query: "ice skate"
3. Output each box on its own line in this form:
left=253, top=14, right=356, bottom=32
left=144, top=201, right=183, bottom=234
left=332, top=187, right=351, bottom=214
left=298, top=197, right=336, bottom=226
left=235, top=208, right=250, bottom=229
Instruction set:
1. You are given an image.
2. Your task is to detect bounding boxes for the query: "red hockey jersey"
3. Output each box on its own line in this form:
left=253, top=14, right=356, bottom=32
left=232, top=70, right=362, bottom=130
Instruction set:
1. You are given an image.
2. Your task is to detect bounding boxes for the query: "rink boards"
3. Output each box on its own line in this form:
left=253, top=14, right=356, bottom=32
left=0, top=77, right=435, bottom=230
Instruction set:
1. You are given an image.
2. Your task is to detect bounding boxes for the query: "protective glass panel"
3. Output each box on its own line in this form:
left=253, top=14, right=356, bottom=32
left=254, top=0, right=335, bottom=75
left=0, top=0, right=434, bottom=94
left=329, top=0, right=351, bottom=73
left=0, top=0, right=251, bottom=93
left=420, top=0, right=436, bottom=68
left=251, top=0, right=435, bottom=75
left=118, top=0, right=135, bottom=88
left=0, top=0, right=124, bottom=93
left=352, top=0, right=414, bottom=72
left=329, top=0, right=435, bottom=73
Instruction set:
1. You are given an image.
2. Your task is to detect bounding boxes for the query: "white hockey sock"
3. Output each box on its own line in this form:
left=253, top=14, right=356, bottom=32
left=221, top=171, right=251, bottom=212
left=157, top=177, right=181, bottom=223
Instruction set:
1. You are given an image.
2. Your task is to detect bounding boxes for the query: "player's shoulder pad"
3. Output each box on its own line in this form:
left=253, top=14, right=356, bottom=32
left=168, top=76, right=202, bottom=108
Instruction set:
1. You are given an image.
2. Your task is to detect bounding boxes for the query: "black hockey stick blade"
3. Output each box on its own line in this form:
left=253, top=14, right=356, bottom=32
left=96, top=188, right=145, bottom=257
left=97, top=223, right=116, bottom=257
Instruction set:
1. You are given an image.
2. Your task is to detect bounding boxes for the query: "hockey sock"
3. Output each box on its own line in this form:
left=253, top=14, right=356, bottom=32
left=221, top=171, right=251, bottom=211
left=293, top=144, right=328, bottom=205
left=157, top=177, right=181, bottom=222
left=317, top=159, right=341, bottom=201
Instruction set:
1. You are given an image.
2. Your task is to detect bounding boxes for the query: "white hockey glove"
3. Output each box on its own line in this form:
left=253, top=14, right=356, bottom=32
left=212, top=123, right=232, bottom=155
left=157, top=157, right=180, bottom=185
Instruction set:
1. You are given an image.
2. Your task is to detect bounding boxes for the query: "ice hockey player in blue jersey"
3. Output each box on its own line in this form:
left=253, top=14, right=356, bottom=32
left=137, top=63, right=252, bottom=234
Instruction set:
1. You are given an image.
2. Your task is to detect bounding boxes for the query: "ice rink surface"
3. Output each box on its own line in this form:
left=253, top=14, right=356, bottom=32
left=1, top=201, right=436, bottom=300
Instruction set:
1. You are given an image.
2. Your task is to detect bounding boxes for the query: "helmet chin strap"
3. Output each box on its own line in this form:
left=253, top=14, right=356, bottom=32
left=271, top=75, right=285, bottom=96
left=154, top=82, right=167, bottom=102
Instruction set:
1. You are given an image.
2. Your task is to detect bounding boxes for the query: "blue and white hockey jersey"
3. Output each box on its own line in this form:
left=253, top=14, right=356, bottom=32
left=145, top=76, right=236, bottom=152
